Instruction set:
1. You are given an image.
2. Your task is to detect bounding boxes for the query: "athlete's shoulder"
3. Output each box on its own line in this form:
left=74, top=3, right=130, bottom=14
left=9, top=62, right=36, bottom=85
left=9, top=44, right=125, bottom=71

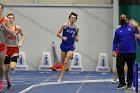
left=15, top=25, right=22, bottom=32
left=74, top=24, right=79, bottom=32
left=115, top=25, right=121, bottom=31
left=62, top=22, right=68, bottom=29
left=116, top=25, right=121, bottom=29
left=15, top=25, right=21, bottom=29
left=62, top=22, right=67, bottom=26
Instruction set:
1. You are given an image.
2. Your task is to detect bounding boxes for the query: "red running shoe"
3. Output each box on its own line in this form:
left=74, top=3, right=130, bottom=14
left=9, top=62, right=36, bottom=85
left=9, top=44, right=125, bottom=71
left=51, top=63, right=63, bottom=71
left=55, top=63, right=63, bottom=70
left=51, top=66, right=57, bottom=71
left=0, top=81, right=3, bottom=92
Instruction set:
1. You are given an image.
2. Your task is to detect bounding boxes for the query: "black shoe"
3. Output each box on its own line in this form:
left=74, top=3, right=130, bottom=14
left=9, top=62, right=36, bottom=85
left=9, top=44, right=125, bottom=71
left=116, top=83, right=126, bottom=89
left=7, top=83, right=11, bottom=90
left=126, top=83, right=132, bottom=89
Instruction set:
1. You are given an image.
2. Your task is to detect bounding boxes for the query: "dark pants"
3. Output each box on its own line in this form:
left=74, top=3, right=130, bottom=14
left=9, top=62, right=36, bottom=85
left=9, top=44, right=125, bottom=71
left=116, top=53, right=136, bottom=85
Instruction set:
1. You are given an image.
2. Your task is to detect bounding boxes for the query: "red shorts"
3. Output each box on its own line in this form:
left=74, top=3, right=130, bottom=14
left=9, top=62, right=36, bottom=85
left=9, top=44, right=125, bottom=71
left=6, top=47, right=19, bottom=57
left=0, top=43, right=6, bottom=52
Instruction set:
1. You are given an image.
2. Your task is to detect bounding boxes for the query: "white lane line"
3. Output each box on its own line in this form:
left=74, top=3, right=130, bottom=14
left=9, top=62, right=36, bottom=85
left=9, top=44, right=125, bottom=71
left=19, top=73, right=59, bottom=93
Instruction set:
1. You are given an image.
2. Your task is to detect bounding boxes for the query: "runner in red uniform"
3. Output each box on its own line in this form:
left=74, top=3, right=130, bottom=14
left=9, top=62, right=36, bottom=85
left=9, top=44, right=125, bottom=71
left=0, top=3, right=17, bottom=91
left=4, top=13, right=25, bottom=89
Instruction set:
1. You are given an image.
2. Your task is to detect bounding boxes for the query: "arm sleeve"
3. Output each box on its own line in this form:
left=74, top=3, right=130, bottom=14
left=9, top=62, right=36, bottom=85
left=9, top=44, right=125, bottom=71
left=112, top=31, right=118, bottom=51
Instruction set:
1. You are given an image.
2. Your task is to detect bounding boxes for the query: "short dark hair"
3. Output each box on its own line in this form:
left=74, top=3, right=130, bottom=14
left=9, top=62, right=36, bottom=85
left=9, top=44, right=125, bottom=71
left=0, top=3, right=4, bottom=9
left=7, top=13, right=15, bottom=18
left=120, top=14, right=128, bottom=19
left=69, top=12, right=78, bottom=20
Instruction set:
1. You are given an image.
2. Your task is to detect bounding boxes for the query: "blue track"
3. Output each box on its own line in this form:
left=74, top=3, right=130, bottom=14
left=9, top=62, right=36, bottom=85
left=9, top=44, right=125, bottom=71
left=0, top=71, right=139, bottom=93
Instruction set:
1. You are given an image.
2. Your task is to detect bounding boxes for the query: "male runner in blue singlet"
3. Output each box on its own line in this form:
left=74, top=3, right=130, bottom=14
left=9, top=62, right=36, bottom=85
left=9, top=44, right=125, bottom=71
left=57, top=12, right=79, bottom=82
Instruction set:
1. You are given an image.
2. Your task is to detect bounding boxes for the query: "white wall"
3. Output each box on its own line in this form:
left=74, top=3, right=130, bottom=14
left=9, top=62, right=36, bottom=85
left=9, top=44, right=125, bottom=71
left=4, top=5, right=113, bottom=71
